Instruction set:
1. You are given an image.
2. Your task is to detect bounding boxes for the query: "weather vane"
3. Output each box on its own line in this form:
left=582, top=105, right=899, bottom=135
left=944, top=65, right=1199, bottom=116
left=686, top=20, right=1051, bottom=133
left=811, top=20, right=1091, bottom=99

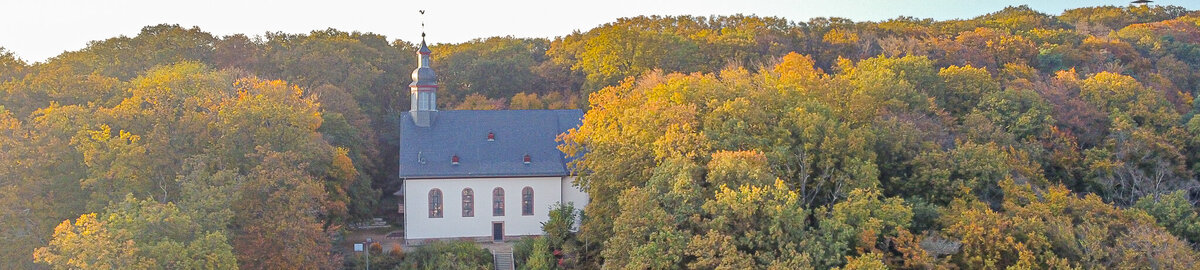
left=419, top=10, right=426, bottom=39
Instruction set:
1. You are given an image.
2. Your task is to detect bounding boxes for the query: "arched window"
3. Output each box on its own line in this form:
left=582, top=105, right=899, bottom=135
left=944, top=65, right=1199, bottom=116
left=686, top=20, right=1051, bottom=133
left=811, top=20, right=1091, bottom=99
left=429, top=189, right=443, bottom=218
left=493, top=187, right=505, bottom=216
left=522, top=187, right=534, bottom=216
left=462, top=188, right=474, bottom=217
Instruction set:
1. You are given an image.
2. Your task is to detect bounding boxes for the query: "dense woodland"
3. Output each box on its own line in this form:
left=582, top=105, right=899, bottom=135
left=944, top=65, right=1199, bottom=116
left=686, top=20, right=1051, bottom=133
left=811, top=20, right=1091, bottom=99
left=2, top=4, right=1200, bottom=269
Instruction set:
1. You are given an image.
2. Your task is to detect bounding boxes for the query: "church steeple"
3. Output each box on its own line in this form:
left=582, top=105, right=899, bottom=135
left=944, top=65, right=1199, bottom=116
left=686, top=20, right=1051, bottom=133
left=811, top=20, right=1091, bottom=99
left=410, top=35, right=437, bottom=111
left=409, top=10, right=437, bottom=127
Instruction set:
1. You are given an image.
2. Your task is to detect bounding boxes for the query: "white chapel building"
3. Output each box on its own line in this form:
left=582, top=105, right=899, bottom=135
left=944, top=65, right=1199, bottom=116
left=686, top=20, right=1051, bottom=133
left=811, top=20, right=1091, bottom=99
left=395, top=36, right=588, bottom=245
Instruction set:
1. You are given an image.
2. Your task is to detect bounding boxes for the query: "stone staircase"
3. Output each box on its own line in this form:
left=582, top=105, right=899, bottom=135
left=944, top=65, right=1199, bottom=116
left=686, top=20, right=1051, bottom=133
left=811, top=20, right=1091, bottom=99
left=493, top=251, right=514, bottom=270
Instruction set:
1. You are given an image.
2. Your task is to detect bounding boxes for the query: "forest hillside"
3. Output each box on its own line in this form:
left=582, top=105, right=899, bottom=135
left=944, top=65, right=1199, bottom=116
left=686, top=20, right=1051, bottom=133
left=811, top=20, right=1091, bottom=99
left=2, top=4, right=1200, bottom=269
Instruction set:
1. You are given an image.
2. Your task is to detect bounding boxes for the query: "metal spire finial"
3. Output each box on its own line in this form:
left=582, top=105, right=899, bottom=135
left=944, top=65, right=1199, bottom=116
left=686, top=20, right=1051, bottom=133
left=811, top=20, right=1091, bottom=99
left=419, top=10, right=426, bottom=40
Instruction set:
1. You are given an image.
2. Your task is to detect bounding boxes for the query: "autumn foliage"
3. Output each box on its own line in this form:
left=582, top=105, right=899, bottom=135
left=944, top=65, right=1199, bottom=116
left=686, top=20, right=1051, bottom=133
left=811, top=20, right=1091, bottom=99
left=3, top=4, right=1200, bottom=269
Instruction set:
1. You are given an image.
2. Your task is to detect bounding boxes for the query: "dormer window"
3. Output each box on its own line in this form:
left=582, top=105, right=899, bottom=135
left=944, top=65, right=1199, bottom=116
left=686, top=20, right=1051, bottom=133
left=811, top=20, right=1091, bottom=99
left=487, top=132, right=495, bottom=141
left=523, top=154, right=531, bottom=164
left=452, top=155, right=460, bottom=165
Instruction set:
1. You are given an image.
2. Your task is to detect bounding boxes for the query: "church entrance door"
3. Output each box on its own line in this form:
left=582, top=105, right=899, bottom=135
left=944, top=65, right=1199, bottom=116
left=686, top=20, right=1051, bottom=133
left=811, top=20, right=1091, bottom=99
left=492, top=222, right=504, bottom=242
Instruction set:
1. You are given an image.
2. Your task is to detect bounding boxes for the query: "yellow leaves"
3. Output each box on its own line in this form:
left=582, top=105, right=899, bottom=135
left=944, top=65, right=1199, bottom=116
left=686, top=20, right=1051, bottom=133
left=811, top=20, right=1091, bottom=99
left=233, top=77, right=306, bottom=102
left=508, top=92, right=544, bottom=110
left=707, top=150, right=772, bottom=188
left=651, top=122, right=708, bottom=161
left=1080, top=72, right=1139, bottom=104
left=837, top=252, right=887, bottom=270
left=1052, top=68, right=1078, bottom=82
left=0, top=107, right=22, bottom=150
left=73, top=213, right=103, bottom=236
left=76, top=125, right=145, bottom=166
left=34, top=213, right=148, bottom=270
left=118, top=130, right=139, bottom=144
left=220, top=77, right=324, bottom=139
left=936, top=64, right=1000, bottom=116
left=330, top=147, right=358, bottom=184
left=831, top=188, right=913, bottom=238
left=129, top=61, right=208, bottom=91
left=572, top=71, right=723, bottom=168
left=235, top=77, right=281, bottom=92
left=453, top=93, right=503, bottom=110
left=34, top=196, right=240, bottom=270
left=941, top=178, right=1200, bottom=269
left=823, top=29, right=860, bottom=45
left=1079, top=71, right=1179, bottom=130
left=72, top=124, right=151, bottom=208
left=85, top=124, right=113, bottom=143
left=774, top=52, right=822, bottom=88
left=709, top=179, right=801, bottom=217
left=716, top=183, right=764, bottom=209
left=1179, top=90, right=1194, bottom=108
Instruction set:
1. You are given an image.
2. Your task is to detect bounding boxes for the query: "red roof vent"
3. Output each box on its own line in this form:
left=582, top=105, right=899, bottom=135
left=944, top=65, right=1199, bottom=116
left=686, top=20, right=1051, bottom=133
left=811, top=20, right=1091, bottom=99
left=487, top=132, right=495, bottom=141
left=523, top=154, right=531, bottom=164
left=452, top=155, right=460, bottom=165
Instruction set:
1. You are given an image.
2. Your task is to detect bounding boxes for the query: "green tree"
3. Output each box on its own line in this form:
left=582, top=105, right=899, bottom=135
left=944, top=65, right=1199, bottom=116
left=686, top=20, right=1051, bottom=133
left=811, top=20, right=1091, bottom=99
left=1086, top=115, right=1192, bottom=206
left=778, top=104, right=879, bottom=207
left=838, top=55, right=938, bottom=116
left=1080, top=72, right=1178, bottom=130
left=553, top=18, right=707, bottom=92
left=63, top=24, right=217, bottom=80
left=174, top=155, right=240, bottom=234
left=940, top=179, right=1199, bottom=269
left=398, top=241, right=494, bottom=270
left=689, top=179, right=813, bottom=269
left=72, top=125, right=152, bottom=210
left=705, top=150, right=775, bottom=188
left=433, top=37, right=551, bottom=100
left=33, top=213, right=151, bottom=269
left=807, top=188, right=911, bottom=269
left=601, top=185, right=692, bottom=269
left=34, top=195, right=237, bottom=270
left=257, top=29, right=410, bottom=217
left=0, top=47, right=25, bottom=84
left=0, top=104, right=92, bottom=268
left=542, top=202, right=579, bottom=250
left=909, top=141, right=1047, bottom=205
left=972, top=88, right=1055, bottom=140
left=935, top=65, right=1001, bottom=117
left=233, top=148, right=335, bottom=269
left=454, top=93, right=506, bottom=110
left=523, top=236, right=556, bottom=270
left=1134, top=190, right=1200, bottom=246
left=510, top=92, right=546, bottom=110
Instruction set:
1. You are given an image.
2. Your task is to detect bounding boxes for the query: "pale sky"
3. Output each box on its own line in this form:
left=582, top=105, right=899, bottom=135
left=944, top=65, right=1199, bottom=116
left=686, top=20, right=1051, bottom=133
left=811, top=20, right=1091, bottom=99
left=1, top=0, right=1196, bottom=63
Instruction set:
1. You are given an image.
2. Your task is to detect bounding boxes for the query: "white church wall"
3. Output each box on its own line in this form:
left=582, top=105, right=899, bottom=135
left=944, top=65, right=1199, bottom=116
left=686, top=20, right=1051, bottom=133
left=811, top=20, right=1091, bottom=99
left=404, top=176, right=564, bottom=242
left=560, top=176, right=589, bottom=231
left=560, top=176, right=589, bottom=211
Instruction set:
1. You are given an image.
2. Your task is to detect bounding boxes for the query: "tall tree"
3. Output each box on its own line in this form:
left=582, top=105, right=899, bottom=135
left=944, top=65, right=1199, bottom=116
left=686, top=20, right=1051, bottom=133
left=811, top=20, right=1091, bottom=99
left=233, top=148, right=336, bottom=269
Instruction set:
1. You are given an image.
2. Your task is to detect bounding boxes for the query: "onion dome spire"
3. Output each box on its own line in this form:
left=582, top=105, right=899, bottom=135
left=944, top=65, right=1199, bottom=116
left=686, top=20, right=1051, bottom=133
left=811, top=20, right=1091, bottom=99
left=410, top=10, right=437, bottom=113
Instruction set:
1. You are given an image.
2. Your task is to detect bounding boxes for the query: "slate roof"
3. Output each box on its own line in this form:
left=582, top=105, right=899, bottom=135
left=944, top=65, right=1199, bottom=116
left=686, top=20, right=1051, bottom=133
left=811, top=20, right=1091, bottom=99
left=398, top=110, right=583, bottom=179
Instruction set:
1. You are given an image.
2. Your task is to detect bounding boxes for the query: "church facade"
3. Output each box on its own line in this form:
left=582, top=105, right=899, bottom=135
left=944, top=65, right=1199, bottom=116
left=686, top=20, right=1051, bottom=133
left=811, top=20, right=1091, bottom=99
left=396, top=37, right=588, bottom=245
